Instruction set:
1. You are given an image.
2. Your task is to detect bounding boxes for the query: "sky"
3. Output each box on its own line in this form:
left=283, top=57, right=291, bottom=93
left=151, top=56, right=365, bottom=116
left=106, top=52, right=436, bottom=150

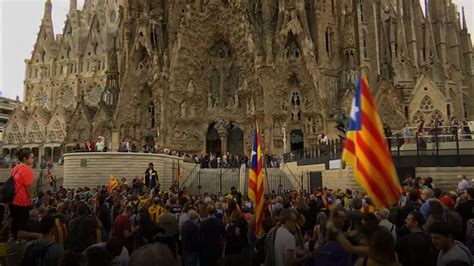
left=0, top=0, right=473, bottom=101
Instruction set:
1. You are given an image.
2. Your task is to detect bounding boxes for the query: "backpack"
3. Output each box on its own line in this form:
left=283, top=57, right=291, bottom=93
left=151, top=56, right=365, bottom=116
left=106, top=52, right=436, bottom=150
left=263, top=226, right=278, bottom=266
left=20, top=240, right=54, bottom=266
left=0, top=168, right=21, bottom=203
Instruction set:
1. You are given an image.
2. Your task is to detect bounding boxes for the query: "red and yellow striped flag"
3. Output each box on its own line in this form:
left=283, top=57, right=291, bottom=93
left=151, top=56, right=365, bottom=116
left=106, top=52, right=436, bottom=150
left=108, top=175, right=118, bottom=193
left=342, top=72, right=402, bottom=209
left=249, top=124, right=264, bottom=237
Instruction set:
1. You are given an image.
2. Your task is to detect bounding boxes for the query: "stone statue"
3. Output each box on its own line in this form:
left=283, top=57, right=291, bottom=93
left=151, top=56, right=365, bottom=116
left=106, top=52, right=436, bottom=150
left=233, top=93, right=239, bottom=108
left=183, top=129, right=190, bottom=139
left=226, top=97, right=234, bottom=109
left=250, top=97, right=255, bottom=114
left=346, top=70, right=357, bottom=86
left=239, top=79, right=248, bottom=92
left=191, top=130, right=199, bottom=140
left=189, top=106, right=196, bottom=117
left=174, top=128, right=181, bottom=139
left=305, top=117, right=312, bottom=133
left=291, top=107, right=300, bottom=121
left=187, top=79, right=195, bottom=94
left=207, top=92, right=213, bottom=109
left=180, top=101, right=187, bottom=118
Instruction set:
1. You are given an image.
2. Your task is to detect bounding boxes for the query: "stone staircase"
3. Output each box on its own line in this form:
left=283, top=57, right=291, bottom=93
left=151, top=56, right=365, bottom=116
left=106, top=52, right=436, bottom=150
left=415, top=167, right=474, bottom=192
left=322, top=168, right=363, bottom=192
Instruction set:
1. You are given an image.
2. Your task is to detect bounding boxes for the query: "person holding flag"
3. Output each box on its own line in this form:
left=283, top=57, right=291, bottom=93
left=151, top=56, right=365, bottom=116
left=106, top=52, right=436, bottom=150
left=342, top=71, right=402, bottom=209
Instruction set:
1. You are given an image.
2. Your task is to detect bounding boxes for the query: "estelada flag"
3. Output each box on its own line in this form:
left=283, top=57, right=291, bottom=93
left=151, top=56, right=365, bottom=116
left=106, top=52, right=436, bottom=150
left=248, top=124, right=264, bottom=237
left=108, top=175, right=119, bottom=193
left=178, top=162, right=183, bottom=180
left=342, top=72, right=402, bottom=209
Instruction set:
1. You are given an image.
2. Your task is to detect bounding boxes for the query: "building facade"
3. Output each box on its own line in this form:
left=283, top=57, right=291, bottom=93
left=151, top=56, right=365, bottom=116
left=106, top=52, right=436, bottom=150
left=0, top=97, right=19, bottom=143
left=2, top=0, right=473, bottom=161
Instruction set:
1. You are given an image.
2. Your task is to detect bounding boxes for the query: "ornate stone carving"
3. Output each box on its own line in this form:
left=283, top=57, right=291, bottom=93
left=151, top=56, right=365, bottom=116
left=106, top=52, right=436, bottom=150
left=60, top=87, right=75, bottom=109
left=7, top=0, right=471, bottom=156
left=34, top=91, right=49, bottom=110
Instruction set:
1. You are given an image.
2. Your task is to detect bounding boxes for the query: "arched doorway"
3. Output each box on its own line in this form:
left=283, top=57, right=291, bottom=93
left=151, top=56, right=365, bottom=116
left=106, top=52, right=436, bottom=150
left=290, top=130, right=304, bottom=151
left=206, top=123, right=221, bottom=155
left=44, top=147, right=52, bottom=161
left=227, top=122, right=243, bottom=155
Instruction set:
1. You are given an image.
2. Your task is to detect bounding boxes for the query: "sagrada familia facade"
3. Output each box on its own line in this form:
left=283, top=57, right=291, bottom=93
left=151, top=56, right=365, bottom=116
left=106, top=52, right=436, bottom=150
left=2, top=0, right=473, bottom=161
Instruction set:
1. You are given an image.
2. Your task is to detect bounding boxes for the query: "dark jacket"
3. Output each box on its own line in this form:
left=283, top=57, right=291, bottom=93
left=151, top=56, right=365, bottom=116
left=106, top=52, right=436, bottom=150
left=199, top=217, right=225, bottom=266
left=144, top=169, right=159, bottom=189
left=182, top=220, right=200, bottom=253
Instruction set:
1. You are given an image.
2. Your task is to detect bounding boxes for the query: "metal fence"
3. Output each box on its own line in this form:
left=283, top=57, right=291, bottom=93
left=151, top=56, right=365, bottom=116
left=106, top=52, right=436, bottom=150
left=180, top=165, right=297, bottom=196
left=282, top=127, right=474, bottom=167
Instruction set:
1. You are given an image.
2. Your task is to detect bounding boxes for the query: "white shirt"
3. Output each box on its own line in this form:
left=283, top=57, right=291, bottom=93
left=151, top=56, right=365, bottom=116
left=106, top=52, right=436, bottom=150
left=379, top=219, right=397, bottom=241
left=85, top=242, right=129, bottom=266
left=274, top=227, right=296, bottom=266
left=457, top=179, right=471, bottom=194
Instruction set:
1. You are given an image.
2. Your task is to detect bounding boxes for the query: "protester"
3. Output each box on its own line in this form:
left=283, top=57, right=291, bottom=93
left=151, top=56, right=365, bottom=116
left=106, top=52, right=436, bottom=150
left=271, top=209, right=310, bottom=266
left=199, top=205, right=225, bottom=266
left=20, top=215, right=64, bottom=266
left=1, top=161, right=473, bottom=266
left=181, top=210, right=200, bottom=266
left=66, top=202, right=100, bottom=253
left=396, top=211, right=436, bottom=266
left=9, top=149, right=36, bottom=240
left=85, top=237, right=129, bottom=266
left=429, top=221, right=474, bottom=266
left=457, top=175, right=471, bottom=194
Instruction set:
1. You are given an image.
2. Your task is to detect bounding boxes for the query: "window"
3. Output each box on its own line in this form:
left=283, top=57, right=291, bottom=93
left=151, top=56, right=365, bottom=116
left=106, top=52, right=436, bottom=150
left=463, top=102, right=468, bottom=119
left=362, top=31, right=368, bottom=58
left=95, top=42, right=102, bottom=55
left=360, top=0, right=364, bottom=22
left=325, top=28, right=331, bottom=56
left=419, top=96, right=434, bottom=111
left=110, top=10, right=117, bottom=22
left=41, top=51, right=47, bottom=62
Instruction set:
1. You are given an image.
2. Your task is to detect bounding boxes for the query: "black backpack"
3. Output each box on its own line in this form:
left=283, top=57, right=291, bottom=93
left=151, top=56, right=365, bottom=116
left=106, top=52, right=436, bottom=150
left=0, top=168, right=21, bottom=203
left=20, top=240, right=54, bottom=266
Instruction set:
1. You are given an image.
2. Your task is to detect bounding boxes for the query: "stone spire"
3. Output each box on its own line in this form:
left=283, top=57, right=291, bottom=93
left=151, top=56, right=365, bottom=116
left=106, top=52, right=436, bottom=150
left=41, top=0, right=55, bottom=39
left=70, top=0, right=77, bottom=11
left=44, top=0, right=52, bottom=20
left=462, top=6, right=467, bottom=31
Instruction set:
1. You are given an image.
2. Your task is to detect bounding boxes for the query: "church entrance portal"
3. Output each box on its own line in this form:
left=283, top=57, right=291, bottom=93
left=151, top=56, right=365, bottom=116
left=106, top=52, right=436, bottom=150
left=227, top=122, right=243, bottom=154
left=206, top=123, right=221, bottom=155
left=290, top=130, right=304, bottom=151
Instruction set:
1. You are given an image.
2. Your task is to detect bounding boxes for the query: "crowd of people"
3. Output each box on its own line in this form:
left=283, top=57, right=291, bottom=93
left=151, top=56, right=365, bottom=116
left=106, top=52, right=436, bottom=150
left=2, top=148, right=474, bottom=266
left=398, top=117, right=472, bottom=144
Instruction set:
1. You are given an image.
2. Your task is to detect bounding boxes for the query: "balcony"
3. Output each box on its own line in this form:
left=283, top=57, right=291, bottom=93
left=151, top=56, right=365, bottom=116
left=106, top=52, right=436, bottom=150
left=283, top=126, right=474, bottom=168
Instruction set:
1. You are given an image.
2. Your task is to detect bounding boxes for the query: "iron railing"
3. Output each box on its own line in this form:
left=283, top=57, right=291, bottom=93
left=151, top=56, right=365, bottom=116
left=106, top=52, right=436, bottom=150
left=283, top=127, right=474, bottom=167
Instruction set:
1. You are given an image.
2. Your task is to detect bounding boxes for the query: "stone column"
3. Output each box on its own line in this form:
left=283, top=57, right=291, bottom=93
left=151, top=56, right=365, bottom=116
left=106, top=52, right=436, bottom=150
left=218, top=130, right=228, bottom=155
left=219, top=65, right=225, bottom=109
left=111, top=130, right=120, bottom=152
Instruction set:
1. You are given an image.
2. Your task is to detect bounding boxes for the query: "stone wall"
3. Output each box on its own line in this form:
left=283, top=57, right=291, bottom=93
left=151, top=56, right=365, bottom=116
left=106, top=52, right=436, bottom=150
left=63, top=152, right=197, bottom=189
left=281, top=162, right=472, bottom=193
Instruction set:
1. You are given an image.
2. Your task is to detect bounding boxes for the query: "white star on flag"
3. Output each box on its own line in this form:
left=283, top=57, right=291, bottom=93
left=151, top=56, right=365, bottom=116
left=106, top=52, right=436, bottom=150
left=350, top=98, right=360, bottom=121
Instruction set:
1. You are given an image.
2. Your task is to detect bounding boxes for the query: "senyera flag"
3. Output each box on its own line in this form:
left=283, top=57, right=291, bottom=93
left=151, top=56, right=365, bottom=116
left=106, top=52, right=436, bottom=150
left=248, top=124, right=264, bottom=237
left=342, top=72, right=402, bottom=209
